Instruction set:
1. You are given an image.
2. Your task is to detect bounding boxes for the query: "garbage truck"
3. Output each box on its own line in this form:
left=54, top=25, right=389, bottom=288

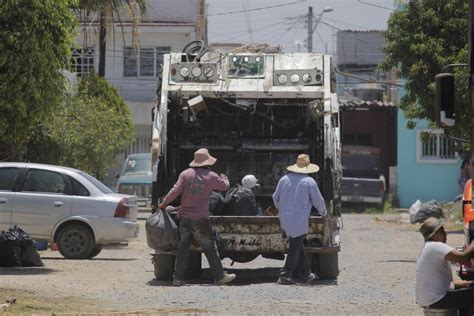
left=150, top=41, right=342, bottom=280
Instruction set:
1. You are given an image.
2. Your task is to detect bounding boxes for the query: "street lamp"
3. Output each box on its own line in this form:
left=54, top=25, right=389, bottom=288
left=307, top=6, right=333, bottom=52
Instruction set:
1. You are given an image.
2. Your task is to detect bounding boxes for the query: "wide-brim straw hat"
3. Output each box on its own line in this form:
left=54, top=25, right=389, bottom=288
left=420, top=217, right=445, bottom=241
left=287, top=154, right=320, bottom=174
left=189, top=148, right=217, bottom=167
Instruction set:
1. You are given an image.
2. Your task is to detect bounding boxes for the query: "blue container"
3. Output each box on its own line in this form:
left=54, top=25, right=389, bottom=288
left=35, top=241, right=48, bottom=251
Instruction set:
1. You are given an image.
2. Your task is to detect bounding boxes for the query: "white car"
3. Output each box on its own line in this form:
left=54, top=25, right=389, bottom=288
left=0, top=162, right=140, bottom=259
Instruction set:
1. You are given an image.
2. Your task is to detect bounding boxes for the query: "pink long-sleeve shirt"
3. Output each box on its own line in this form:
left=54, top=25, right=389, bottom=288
left=162, top=167, right=230, bottom=219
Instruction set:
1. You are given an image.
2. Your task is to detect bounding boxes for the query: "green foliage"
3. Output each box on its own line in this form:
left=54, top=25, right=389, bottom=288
left=383, top=0, right=470, bottom=145
left=0, top=0, right=78, bottom=159
left=43, top=74, right=134, bottom=179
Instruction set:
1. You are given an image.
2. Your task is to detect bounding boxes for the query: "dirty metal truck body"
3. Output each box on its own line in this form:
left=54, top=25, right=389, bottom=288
left=151, top=49, right=342, bottom=279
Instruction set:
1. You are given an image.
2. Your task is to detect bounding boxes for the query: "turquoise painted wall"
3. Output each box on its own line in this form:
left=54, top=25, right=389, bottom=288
left=397, top=110, right=461, bottom=208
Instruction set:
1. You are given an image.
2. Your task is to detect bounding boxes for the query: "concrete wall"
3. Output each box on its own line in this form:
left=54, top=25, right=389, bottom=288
left=397, top=109, right=460, bottom=208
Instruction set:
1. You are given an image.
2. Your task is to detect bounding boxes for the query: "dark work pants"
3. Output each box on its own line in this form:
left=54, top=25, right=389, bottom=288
left=429, top=287, right=474, bottom=316
left=174, top=217, right=225, bottom=282
left=280, top=234, right=311, bottom=282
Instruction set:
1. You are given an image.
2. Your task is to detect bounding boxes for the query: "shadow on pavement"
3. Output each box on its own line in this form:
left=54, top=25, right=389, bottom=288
left=40, top=257, right=137, bottom=262
left=147, top=267, right=338, bottom=287
left=380, top=259, right=416, bottom=263
left=0, top=267, right=57, bottom=275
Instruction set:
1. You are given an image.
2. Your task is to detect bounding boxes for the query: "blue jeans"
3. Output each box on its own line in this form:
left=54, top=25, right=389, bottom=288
left=280, top=234, right=311, bottom=281
left=175, top=217, right=225, bottom=282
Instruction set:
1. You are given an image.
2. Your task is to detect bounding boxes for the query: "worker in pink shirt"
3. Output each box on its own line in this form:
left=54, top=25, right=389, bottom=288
left=159, top=148, right=236, bottom=286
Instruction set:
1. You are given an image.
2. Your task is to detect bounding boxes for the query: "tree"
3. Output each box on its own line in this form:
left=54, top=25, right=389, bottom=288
left=35, top=73, right=135, bottom=179
left=0, top=0, right=78, bottom=160
left=77, top=0, right=148, bottom=77
left=382, top=0, right=470, bottom=140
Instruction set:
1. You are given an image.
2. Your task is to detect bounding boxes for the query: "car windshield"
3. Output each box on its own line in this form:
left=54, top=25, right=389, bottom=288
left=79, top=171, right=114, bottom=194
left=123, top=157, right=151, bottom=175
left=342, top=154, right=381, bottom=178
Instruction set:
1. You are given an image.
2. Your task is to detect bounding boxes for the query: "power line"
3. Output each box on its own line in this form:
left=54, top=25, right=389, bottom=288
left=207, top=1, right=306, bottom=17
left=356, top=0, right=395, bottom=12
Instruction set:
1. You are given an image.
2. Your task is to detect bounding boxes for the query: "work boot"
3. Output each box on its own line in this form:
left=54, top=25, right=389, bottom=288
left=215, top=272, right=236, bottom=285
left=172, top=278, right=186, bottom=286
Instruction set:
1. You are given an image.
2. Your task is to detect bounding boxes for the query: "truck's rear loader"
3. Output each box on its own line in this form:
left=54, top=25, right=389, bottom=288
left=151, top=43, right=342, bottom=280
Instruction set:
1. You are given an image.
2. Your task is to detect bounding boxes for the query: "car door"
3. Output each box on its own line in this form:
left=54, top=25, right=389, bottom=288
left=12, top=168, right=73, bottom=239
left=0, top=167, right=22, bottom=231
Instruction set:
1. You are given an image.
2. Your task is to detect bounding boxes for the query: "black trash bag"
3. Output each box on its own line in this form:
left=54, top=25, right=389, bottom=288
left=0, top=231, right=22, bottom=267
left=223, top=184, right=258, bottom=216
left=145, top=209, right=178, bottom=251
left=209, top=191, right=225, bottom=215
left=20, top=239, right=44, bottom=267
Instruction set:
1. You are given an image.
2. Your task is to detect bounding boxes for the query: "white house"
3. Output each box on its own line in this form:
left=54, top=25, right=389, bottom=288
left=72, top=0, right=206, bottom=187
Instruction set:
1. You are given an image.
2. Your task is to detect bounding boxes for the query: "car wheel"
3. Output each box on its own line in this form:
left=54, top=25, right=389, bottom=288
left=87, top=245, right=103, bottom=259
left=56, top=224, right=95, bottom=259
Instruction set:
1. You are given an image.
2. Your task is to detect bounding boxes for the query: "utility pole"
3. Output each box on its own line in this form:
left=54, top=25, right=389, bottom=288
left=198, top=0, right=207, bottom=44
left=306, top=6, right=333, bottom=53
left=307, top=7, right=313, bottom=52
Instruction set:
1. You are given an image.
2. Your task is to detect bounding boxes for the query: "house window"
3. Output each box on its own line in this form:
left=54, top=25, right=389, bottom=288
left=416, top=130, right=457, bottom=163
left=71, top=48, right=94, bottom=75
left=123, top=47, right=171, bottom=77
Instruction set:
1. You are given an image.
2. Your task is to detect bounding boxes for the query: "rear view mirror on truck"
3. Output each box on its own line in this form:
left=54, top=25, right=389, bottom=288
left=435, top=73, right=455, bottom=128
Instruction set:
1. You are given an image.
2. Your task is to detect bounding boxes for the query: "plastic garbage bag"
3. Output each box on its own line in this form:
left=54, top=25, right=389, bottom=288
left=223, top=184, right=258, bottom=216
left=0, top=231, right=22, bottom=267
left=409, top=199, right=444, bottom=224
left=145, top=209, right=178, bottom=251
left=0, top=226, right=44, bottom=267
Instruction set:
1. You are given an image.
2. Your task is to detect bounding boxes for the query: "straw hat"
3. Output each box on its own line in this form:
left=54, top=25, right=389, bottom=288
left=189, top=148, right=217, bottom=167
left=287, top=154, right=320, bottom=174
left=419, top=217, right=445, bottom=241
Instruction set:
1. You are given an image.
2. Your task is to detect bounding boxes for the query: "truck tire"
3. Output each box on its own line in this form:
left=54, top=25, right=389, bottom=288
left=56, top=224, right=95, bottom=259
left=185, top=252, right=202, bottom=279
left=311, top=253, right=339, bottom=279
left=153, top=254, right=175, bottom=281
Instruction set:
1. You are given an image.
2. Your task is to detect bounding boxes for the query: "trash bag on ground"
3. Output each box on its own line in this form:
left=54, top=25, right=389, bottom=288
left=223, top=184, right=258, bottom=216
left=145, top=209, right=178, bottom=251
left=0, top=226, right=44, bottom=267
left=409, top=199, right=444, bottom=224
left=0, top=232, right=22, bottom=267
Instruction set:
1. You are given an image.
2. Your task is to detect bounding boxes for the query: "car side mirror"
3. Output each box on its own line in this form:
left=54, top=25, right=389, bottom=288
left=435, top=73, right=455, bottom=128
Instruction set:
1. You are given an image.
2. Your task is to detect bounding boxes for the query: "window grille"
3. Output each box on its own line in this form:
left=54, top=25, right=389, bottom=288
left=123, top=47, right=171, bottom=77
left=71, top=48, right=94, bottom=75
left=417, top=130, right=457, bottom=162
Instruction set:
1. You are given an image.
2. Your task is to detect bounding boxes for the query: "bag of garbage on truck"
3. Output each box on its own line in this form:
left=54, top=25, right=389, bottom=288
left=409, top=199, right=444, bottom=224
left=145, top=209, right=178, bottom=251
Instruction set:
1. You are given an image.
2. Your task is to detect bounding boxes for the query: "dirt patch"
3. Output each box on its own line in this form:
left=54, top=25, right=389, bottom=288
left=0, top=214, right=466, bottom=315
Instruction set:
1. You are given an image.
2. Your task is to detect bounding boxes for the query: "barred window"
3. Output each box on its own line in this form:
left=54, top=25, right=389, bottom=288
left=123, top=47, right=171, bottom=77
left=417, top=130, right=457, bottom=162
left=71, top=48, right=94, bottom=75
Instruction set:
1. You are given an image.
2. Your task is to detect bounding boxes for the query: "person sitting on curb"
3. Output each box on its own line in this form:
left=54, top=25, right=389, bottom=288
left=272, top=154, right=327, bottom=285
left=416, top=217, right=474, bottom=315
left=159, top=148, right=236, bottom=286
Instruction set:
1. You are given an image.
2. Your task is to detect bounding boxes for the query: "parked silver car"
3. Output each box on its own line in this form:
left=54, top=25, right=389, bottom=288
left=0, top=162, right=140, bottom=259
